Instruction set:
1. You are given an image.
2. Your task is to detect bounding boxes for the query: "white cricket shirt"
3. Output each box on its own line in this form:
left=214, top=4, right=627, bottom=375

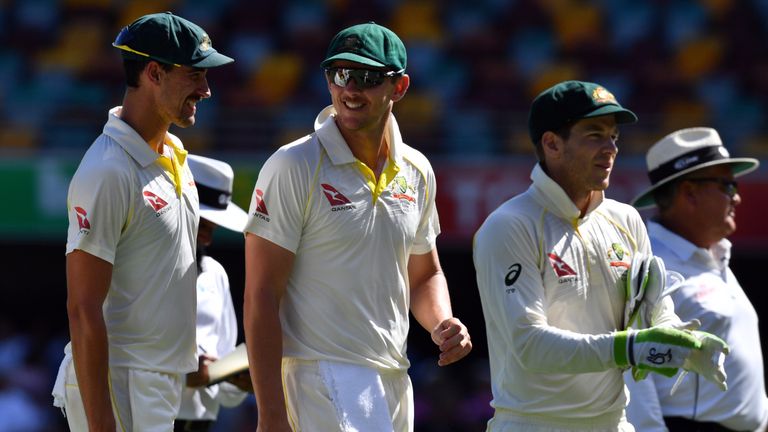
left=473, top=164, right=673, bottom=427
left=244, top=106, right=440, bottom=370
left=625, top=221, right=768, bottom=432
left=66, top=107, right=199, bottom=374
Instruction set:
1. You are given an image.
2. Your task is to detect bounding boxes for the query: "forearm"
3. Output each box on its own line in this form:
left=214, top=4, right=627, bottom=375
left=244, top=285, right=289, bottom=426
left=513, top=326, right=617, bottom=373
left=410, top=270, right=452, bottom=332
left=68, top=306, right=114, bottom=430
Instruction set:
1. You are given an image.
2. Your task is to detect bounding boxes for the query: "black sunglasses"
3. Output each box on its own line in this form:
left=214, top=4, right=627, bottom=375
left=324, top=67, right=403, bottom=89
left=685, top=177, right=739, bottom=198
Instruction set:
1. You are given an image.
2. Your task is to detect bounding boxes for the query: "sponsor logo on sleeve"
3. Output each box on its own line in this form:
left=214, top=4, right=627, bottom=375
left=252, top=189, right=270, bottom=222
left=74, top=206, right=91, bottom=233
left=504, top=263, right=521, bottom=293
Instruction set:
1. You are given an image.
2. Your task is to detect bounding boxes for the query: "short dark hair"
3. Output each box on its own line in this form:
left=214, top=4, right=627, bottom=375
left=123, top=58, right=174, bottom=88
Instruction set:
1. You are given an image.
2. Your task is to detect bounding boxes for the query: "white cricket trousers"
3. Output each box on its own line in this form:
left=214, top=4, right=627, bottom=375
left=58, top=359, right=182, bottom=431
left=282, top=358, right=414, bottom=432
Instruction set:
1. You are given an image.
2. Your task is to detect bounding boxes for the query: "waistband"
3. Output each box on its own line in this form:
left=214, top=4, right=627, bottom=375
left=492, top=407, right=625, bottom=429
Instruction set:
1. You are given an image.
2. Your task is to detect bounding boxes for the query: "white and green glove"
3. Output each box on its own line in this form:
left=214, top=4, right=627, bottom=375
left=614, top=326, right=730, bottom=390
left=623, top=254, right=684, bottom=329
left=614, top=326, right=702, bottom=378
left=682, top=330, right=729, bottom=391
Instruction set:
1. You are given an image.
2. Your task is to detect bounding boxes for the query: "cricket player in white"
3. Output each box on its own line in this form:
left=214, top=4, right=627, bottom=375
left=51, top=13, right=233, bottom=431
left=243, top=23, right=472, bottom=432
left=473, top=81, right=729, bottom=432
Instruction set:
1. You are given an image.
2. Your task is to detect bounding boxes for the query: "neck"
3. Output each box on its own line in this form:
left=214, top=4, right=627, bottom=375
left=119, top=89, right=170, bottom=153
left=657, top=214, right=716, bottom=249
left=337, top=118, right=389, bottom=177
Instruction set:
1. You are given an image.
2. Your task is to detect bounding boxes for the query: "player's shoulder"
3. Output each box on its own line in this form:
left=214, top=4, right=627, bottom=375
left=599, top=198, right=644, bottom=223
left=265, top=133, right=321, bottom=169
left=73, top=134, right=134, bottom=183
left=398, top=142, right=433, bottom=173
left=476, top=191, right=537, bottom=240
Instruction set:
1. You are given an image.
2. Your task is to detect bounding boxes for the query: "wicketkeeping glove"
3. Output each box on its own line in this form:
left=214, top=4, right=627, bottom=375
left=629, top=319, right=700, bottom=381
left=624, top=254, right=684, bottom=329
left=614, top=326, right=702, bottom=377
left=683, top=330, right=729, bottom=391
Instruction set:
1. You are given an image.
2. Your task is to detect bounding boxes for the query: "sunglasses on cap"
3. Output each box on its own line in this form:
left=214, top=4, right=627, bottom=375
left=685, top=177, right=739, bottom=198
left=324, top=67, right=403, bottom=89
left=112, top=26, right=181, bottom=67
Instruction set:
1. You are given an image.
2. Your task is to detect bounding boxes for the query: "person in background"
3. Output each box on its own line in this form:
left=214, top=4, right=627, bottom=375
left=175, top=154, right=252, bottom=432
left=625, top=127, right=768, bottom=432
left=473, top=81, right=729, bottom=432
left=51, top=12, right=233, bottom=431
left=242, top=22, right=472, bottom=431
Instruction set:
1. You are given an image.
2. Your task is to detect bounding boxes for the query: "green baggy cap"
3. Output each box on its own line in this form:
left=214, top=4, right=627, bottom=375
left=321, top=22, right=406, bottom=72
left=528, top=80, right=637, bottom=143
left=113, top=11, right=234, bottom=68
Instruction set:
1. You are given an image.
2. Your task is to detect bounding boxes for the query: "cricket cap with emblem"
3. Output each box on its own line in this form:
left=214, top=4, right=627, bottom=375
left=187, top=154, right=247, bottom=232
left=112, top=12, right=234, bottom=68
left=631, top=127, right=760, bottom=209
left=528, top=80, right=637, bottom=144
left=321, top=22, right=406, bottom=72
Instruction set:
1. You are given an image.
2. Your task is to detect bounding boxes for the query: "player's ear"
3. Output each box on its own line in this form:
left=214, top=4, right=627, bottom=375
left=145, top=61, right=165, bottom=85
left=391, top=74, right=409, bottom=102
left=541, top=131, right=561, bottom=155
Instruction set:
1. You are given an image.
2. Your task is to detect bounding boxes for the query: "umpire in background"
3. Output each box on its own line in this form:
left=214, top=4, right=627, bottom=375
left=625, top=127, right=768, bottom=432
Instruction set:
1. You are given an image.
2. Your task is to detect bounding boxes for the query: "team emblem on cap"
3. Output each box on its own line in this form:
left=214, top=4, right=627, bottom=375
left=200, top=34, right=211, bottom=51
left=341, top=36, right=363, bottom=52
left=592, top=87, right=618, bottom=104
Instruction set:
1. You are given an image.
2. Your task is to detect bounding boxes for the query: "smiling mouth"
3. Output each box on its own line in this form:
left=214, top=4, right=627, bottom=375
left=343, top=100, right=363, bottom=109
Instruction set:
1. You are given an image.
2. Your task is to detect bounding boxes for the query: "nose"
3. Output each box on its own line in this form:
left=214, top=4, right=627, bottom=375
left=732, top=191, right=742, bottom=206
left=199, top=76, right=211, bottom=99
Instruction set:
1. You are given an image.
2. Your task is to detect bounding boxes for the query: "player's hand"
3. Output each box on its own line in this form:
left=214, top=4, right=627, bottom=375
left=683, top=330, right=729, bottom=391
left=614, top=326, right=702, bottom=377
left=630, top=319, right=701, bottom=381
left=431, top=317, right=472, bottom=366
left=225, top=370, right=254, bottom=393
left=186, top=354, right=216, bottom=387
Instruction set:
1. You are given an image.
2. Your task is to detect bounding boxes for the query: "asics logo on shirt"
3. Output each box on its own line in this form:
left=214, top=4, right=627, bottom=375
left=548, top=253, right=577, bottom=278
left=321, top=183, right=356, bottom=211
left=74, top=206, right=91, bottom=232
left=143, top=190, right=170, bottom=216
left=252, top=189, right=270, bottom=222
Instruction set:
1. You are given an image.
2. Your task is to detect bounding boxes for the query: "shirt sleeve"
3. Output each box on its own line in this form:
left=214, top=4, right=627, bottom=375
left=66, top=159, right=131, bottom=263
left=244, top=146, right=311, bottom=253
left=474, top=210, right=616, bottom=374
left=411, top=160, right=440, bottom=255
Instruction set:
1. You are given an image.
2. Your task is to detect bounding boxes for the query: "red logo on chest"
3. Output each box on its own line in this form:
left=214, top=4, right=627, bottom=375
left=548, top=253, right=577, bottom=277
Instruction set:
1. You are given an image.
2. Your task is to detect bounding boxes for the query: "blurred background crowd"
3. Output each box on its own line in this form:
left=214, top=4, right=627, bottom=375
left=1, top=0, right=767, bottom=430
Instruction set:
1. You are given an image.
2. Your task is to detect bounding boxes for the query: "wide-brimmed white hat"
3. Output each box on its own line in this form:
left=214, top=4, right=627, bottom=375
left=631, top=127, right=759, bottom=209
left=187, top=154, right=247, bottom=232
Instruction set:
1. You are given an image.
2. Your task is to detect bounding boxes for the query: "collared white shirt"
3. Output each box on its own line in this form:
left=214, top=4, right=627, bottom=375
left=244, top=106, right=439, bottom=370
left=65, top=107, right=199, bottom=374
left=474, top=164, right=676, bottom=427
left=626, top=221, right=768, bottom=432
